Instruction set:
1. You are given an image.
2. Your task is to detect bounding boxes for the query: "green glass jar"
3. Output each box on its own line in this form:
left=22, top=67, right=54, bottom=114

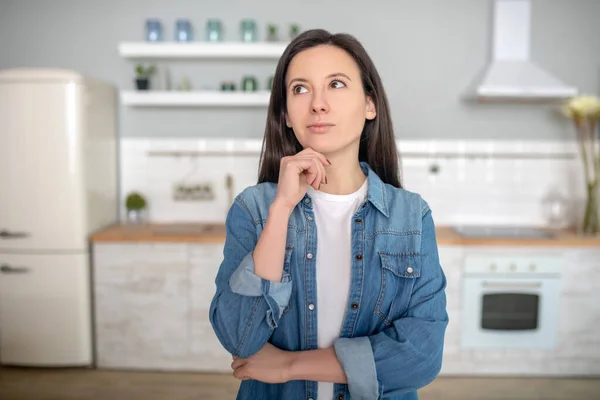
left=242, top=76, right=257, bottom=91
left=240, top=19, right=257, bottom=42
left=206, top=19, right=222, bottom=42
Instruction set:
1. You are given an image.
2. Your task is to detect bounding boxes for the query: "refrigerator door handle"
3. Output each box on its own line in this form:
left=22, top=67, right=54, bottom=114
left=0, top=264, right=30, bottom=274
left=0, top=230, right=30, bottom=239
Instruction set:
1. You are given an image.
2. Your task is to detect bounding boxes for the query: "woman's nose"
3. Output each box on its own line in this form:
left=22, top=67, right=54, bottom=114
left=310, top=91, right=329, bottom=114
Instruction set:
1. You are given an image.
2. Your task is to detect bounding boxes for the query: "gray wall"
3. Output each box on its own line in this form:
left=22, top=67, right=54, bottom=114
left=0, top=0, right=598, bottom=140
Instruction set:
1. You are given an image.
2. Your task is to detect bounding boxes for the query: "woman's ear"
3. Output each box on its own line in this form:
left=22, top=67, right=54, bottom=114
left=366, top=96, right=376, bottom=120
left=285, top=114, right=292, bottom=127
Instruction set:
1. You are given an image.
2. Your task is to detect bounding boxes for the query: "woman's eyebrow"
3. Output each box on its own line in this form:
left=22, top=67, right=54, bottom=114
left=287, top=73, right=353, bottom=88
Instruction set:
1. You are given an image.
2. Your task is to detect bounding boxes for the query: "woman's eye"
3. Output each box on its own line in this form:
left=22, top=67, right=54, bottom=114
left=331, top=80, right=346, bottom=89
left=293, top=85, right=307, bottom=94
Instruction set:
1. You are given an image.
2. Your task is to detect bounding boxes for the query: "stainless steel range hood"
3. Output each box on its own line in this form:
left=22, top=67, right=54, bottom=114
left=464, top=0, right=578, bottom=102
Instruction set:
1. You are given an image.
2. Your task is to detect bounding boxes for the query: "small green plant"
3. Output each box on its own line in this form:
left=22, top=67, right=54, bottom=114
left=125, top=192, right=147, bottom=211
left=135, top=63, right=156, bottom=78
left=290, top=24, right=300, bottom=38
left=267, top=24, right=278, bottom=41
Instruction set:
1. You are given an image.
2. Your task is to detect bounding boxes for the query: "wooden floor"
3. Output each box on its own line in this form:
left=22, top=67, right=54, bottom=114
left=0, top=367, right=598, bottom=399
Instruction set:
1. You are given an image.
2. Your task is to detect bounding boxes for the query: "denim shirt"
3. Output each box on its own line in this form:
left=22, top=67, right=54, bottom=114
left=209, top=162, right=448, bottom=400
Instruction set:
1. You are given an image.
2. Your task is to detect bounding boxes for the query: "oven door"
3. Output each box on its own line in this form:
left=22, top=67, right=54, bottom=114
left=461, top=276, right=560, bottom=349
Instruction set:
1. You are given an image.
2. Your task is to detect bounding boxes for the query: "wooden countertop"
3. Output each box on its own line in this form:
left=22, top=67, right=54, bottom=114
left=90, top=223, right=600, bottom=247
left=90, top=223, right=227, bottom=244
left=434, top=226, right=600, bottom=247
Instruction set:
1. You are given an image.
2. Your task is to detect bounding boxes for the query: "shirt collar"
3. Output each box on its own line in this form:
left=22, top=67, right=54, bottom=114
left=359, top=161, right=390, bottom=218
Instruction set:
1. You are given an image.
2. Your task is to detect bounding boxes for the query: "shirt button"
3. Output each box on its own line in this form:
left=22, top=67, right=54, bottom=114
left=307, top=253, right=313, bottom=259
left=355, top=254, right=362, bottom=260
left=307, top=215, right=313, bottom=221
left=351, top=302, right=359, bottom=310
left=304, top=198, right=311, bottom=204
left=354, top=218, right=362, bottom=223
left=407, top=267, right=414, bottom=274
left=308, top=304, right=315, bottom=311
left=337, top=395, right=345, bottom=400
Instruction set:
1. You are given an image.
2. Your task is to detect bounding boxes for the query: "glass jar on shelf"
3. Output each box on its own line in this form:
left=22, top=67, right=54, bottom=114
left=145, top=19, right=163, bottom=42
left=206, top=19, right=223, bottom=42
left=242, top=76, right=257, bottom=91
left=240, top=19, right=257, bottom=42
left=175, top=19, right=192, bottom=42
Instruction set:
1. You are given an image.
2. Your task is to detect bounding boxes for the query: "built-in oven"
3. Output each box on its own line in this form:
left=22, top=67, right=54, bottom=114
left=461, top=253, right=562, bottom=350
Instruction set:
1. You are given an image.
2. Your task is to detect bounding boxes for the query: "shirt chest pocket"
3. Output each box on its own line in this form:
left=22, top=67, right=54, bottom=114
left=374, top=252, right=421, bottom=327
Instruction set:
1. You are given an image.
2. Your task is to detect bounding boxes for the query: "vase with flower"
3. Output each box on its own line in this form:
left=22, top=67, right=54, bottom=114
left=562, top=95, right=600, bottom=236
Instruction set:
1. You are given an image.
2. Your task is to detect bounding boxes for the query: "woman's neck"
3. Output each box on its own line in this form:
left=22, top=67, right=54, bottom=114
left=318, top=155, right=366, bottom=195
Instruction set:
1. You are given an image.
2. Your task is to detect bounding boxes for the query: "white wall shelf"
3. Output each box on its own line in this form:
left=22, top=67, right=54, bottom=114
left=121, top=90, right=271, bottom=107
left=118, top=42, right=288, bottom=59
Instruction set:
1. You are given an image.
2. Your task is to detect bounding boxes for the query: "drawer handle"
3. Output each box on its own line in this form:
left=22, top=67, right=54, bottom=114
left=0, top=264, right=30, bottom=274
left=0, top=230, right=30, bottom=239
left=482, top=281, right=541, bottom=289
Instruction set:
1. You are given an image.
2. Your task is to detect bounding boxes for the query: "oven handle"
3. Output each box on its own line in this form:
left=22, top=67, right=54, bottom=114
left=482, top=281, right=542, bottom=289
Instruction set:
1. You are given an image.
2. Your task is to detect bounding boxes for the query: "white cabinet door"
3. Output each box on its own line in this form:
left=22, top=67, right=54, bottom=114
left=556, top=248, right=600, bottom=374
left=0, top=81, right=87, bottom=251
left=437, top=245, right=464, bottom=358
left=0, top=252, right=92, bottom=366
left=93, top=243, right=190, bottom=370
left=188, top=243, right=231, bottom=372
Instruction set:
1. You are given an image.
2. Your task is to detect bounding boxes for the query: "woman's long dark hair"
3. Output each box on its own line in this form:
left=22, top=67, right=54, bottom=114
left=257, top=28, right=402, bottom=188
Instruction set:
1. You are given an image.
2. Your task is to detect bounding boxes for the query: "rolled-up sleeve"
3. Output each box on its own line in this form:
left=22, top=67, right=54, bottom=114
left=333, top=206, right=448, bottom=399
left=209, top=197, right=293, bottom=359
left=229, top=252, right=293, bottom=321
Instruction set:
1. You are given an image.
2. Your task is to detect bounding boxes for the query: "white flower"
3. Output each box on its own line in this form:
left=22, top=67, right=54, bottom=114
left=562, top=95, right=600, bottom=119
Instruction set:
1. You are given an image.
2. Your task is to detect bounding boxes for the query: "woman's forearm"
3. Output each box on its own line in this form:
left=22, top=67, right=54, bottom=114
left=288, top=347, right=348, bottom=384
left=252, top=200, right=293, bottom=282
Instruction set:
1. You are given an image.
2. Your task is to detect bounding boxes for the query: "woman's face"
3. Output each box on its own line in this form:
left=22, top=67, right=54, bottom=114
left=285, top=45, right=376, bottom=155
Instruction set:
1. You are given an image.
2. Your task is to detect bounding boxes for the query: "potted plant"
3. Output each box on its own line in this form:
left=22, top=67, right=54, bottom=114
left=135, top=63, right=156, bottom=90
left=289, top=24, right=300, bottom=40
left=266, top=24, right=279, bottom=42
left=125, top=192, right=147, bottom=223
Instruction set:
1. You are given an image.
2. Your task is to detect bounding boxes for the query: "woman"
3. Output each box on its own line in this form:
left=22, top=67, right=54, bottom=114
left=209, top=28, right=448, bottom=400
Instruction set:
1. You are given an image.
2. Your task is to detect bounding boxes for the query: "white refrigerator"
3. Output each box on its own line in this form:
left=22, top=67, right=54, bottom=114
left=0, top=68, right=118, bottom=366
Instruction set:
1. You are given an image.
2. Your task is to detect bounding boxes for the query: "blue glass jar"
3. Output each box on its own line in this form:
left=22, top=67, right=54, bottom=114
left=145, top=19, right=162, bottom=42
left=240, top=19, right=257, bottom=42
left=175, top=19, right=192, bottom=42
left=206, top=19, right=223, bottom=42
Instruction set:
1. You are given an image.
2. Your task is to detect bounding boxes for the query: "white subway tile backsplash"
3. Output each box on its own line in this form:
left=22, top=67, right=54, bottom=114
left=119, top=138, right=585, bottom=226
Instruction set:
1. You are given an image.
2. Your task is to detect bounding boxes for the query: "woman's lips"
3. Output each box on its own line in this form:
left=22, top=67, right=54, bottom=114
left=307, top=123, right=335, bottom=133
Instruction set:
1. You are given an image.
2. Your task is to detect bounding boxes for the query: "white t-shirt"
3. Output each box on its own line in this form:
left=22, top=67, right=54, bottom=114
left=306, top=177, right=369, bottom=400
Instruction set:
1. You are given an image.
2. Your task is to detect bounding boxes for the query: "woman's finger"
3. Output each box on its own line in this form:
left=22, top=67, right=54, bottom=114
left=297, top=147, right=331, bottom=167
left=290, top=157, right=322, bottom=189
left=233, top=366, right=250, bottom=380
left=231, top=358, right=246, bottom=370
left=304, top=156, right=326, bottom=189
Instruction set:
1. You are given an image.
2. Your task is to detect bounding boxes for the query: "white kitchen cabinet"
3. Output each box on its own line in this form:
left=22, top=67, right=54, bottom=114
left=92, top=240, right=600, bottom=376
left=188, top=243, right=231, bottom=372
left=92, top=241, right=229, bottom=372
left=0, top=253, right=92, bottom=366
left=437, top=246, right=464, bottom=361
left=555, top=247, right=600, bottom=374
left=92, top=243, right=190, bottom=370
